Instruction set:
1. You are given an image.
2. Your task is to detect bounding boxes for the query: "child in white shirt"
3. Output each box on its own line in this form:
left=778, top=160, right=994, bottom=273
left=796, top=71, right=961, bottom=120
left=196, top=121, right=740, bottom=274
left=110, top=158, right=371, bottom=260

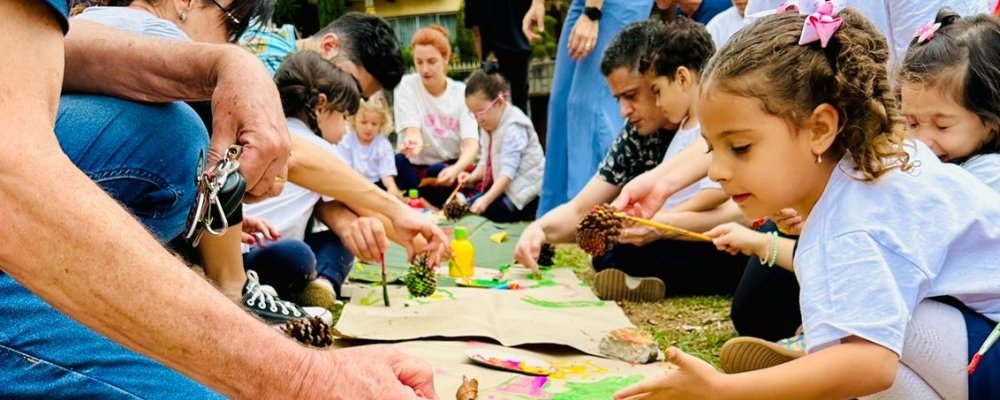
left=458, top=67, right=545, bottom=222
left=341, top=97, right=402, bottom=199
left=617, top=8, right=1000, bottom=400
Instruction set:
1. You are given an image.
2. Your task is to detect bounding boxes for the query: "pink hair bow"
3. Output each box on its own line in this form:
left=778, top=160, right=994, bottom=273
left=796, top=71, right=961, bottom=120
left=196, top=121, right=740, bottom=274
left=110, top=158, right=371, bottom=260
left=798, top=1, right=843, bottom=48
left=914, top=22, right=941, bottom=44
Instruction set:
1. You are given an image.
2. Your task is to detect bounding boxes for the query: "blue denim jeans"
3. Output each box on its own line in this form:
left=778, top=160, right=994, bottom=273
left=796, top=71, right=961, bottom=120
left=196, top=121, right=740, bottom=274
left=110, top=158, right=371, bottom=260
left=304, top=230, right=356, bottom=296
left=0, top=95, right=219, bottom=398
left=244, top=239, right=318, bottom=299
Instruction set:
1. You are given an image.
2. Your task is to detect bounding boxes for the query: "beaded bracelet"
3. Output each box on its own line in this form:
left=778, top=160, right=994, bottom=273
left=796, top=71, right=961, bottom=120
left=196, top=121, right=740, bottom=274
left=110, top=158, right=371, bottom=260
left=767, top=231, right=780, bottom=267
left=758, top=231, right=780, bottom=267
left=758, top=233, right=772, bottom=265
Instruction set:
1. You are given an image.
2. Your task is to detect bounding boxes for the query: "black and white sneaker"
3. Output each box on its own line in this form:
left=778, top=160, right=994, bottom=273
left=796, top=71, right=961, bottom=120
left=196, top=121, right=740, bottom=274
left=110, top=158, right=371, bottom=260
left=242, top=270, right=332, bottom=325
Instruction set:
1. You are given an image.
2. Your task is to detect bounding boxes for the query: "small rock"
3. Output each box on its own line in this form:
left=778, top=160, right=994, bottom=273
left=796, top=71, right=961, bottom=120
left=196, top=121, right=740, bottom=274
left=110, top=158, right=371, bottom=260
left=599, top=328, right=659, bottom=364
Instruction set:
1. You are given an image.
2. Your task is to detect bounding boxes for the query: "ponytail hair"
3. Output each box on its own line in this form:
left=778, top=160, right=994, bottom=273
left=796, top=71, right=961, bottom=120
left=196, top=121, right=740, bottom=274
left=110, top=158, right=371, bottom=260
left=275, top=51, right=361, bottom=135
left=465, top=63, right=510, bottom=100
left=704, top=9, right=909, bottom=181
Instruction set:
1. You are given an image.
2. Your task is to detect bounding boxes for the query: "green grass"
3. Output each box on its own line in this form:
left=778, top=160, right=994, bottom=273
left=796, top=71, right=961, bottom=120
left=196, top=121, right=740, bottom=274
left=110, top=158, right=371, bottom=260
left=555, top=245, right=737, bottom=367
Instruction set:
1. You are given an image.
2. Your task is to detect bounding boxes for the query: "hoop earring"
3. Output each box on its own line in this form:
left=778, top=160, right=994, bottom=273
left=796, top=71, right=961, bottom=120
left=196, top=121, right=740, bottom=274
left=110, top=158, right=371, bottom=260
left=177, top=10, right=187, bottom=22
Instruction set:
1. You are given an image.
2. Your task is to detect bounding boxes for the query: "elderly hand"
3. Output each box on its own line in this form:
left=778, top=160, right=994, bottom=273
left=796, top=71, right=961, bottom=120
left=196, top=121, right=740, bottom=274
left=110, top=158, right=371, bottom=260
left=295, top=345, right=438, bottom=399
left=210, top=49, right=291, bottom=203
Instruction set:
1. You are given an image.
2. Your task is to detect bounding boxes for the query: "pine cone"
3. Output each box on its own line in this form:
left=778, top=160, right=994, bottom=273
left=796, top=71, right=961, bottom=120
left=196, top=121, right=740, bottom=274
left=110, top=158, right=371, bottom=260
left=536, top=243, right=556, bottom=267
left=443, top=198, right=470, bottom=221
left=575, top=204, right=624, bottom=256
left=456, top=375, right=479, bottom=400
left=280, top=317, right=334, bottom=348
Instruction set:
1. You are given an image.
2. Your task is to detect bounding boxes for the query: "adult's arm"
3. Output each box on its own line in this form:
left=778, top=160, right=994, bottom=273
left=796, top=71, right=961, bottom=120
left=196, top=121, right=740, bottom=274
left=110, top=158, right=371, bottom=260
left=64, top=20, right=290, bottom=199
left=611, top=136, right=712, bottom=217
left=0, top=3, right=303, bottom=397
left=288, top=135, right=448, bottom=261
left=513, top=176, right=620, bottom=271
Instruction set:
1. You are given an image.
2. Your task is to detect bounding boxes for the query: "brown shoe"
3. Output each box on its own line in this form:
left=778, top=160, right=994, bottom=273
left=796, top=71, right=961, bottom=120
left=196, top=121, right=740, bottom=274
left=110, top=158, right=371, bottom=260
left=592, top=269, right=665, bottom=302
left=720, top=335, right=805, bottom=373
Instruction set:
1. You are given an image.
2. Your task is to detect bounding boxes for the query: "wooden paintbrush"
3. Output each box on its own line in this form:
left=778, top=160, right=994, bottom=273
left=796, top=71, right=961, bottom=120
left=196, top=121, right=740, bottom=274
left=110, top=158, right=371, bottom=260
left=617, top=213, right=713, bottom=242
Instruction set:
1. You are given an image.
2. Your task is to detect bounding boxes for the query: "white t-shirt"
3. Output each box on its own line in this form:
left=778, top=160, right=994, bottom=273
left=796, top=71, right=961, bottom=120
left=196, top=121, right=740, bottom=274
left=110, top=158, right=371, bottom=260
left=661, top=122, right=721, bottom=210
left=961, top=154, right=1000, bottom=194
left=744, top=0, right=989, bottom=67
left=393, top=74, right=479, bottom=165
left=243, top=118, right=337, bottom=241
left=74, top=6, right=191, bottom=41
left=706, top=6, right=745, bottom=48
left=339, top=131, right=397, bottom=182
left=795, top=140, right=1000, bottom=357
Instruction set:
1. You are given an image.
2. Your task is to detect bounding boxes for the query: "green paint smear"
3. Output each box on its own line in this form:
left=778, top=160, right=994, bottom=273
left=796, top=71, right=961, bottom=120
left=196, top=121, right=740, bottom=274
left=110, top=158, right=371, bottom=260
left=521, top=296, right=606, bottom=308
left=358, top=288, right=383, bottom=306
left=526, top=271, right=558, bottom=289
left=549, top=375, right=645, bottom=400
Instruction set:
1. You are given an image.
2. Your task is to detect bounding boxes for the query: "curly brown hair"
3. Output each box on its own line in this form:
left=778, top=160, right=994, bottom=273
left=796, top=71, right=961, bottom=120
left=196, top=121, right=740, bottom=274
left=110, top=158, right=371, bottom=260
left=702, top=9, right=910, bottom=181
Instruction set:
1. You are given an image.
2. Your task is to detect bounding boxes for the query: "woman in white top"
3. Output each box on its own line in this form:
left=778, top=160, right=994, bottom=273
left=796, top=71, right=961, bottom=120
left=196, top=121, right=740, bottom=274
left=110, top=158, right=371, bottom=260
left=394, top=24, right=480, bottom=208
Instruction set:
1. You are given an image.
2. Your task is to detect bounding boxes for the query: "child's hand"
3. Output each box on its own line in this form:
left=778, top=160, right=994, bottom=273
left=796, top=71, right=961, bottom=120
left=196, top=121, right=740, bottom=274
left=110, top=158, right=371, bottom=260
left=457, top=172, right=472, bottom=187
left=469, top=197, right=490, bottom=214
left=614, top=347, right=726, bottom=400
left=771, top=208, right=804, bottom=235
left=437, top=165, right=460, bottom=186
left=705, top=222, right=768, bottom=258
left=242, top=216, right=280, bottom=245
left=399, top=133, right=423, bottom=159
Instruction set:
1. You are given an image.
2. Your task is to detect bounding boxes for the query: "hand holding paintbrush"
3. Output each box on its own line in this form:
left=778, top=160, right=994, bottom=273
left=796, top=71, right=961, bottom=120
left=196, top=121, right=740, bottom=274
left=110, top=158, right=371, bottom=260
left=575, top=204, right=711, bottom=257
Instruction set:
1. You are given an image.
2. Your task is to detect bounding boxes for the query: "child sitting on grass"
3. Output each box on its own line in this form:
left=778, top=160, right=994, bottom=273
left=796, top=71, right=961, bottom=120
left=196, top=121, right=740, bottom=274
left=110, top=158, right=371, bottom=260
left=616, top=5, right=1000, bottom=399
left=457, top=67, right=545, bottom=222
left=340, top=96, right=404, bottom=200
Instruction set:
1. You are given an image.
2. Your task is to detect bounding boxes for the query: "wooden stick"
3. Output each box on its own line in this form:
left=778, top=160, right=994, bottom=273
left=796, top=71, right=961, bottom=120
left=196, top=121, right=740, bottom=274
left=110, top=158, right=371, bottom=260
left=445, top=176, right=468, bottom=205
left=380, top=254, right=390, bottom=307
left=618, top=214, right=713, bottom=242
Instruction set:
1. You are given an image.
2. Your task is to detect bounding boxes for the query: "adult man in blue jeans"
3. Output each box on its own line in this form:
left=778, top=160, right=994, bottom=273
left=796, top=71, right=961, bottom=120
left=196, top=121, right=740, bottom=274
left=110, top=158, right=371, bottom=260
left=0, top=1, right=437, bottom=398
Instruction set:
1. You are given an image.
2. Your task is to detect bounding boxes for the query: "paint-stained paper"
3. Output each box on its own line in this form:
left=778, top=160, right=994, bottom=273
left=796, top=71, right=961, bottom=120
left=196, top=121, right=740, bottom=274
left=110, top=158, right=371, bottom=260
left=334, top=268, right=653, bottom=358
left=331, top=340, right=671, bottom=399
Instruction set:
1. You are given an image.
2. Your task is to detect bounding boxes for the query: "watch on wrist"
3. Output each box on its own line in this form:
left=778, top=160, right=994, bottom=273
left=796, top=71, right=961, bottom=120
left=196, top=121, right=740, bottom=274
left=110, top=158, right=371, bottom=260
left=583, top=6, right=602, bottom=21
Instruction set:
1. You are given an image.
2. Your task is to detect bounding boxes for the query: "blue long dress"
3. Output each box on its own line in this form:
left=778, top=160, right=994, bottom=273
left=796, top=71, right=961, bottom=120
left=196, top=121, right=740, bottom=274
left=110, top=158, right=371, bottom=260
left=537, top=0, right=651, bottom=215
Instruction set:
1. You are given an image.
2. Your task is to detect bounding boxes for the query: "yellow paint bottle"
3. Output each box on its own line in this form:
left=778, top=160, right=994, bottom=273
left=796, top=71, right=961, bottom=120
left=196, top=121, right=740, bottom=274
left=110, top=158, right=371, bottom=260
left=449, top=226, right=475, bottom=278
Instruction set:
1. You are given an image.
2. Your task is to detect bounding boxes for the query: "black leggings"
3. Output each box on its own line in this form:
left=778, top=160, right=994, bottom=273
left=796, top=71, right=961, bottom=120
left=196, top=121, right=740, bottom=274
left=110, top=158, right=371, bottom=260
left=730, top=221, right=802, bottom=341
left=592, top=239, right=748, bottom=296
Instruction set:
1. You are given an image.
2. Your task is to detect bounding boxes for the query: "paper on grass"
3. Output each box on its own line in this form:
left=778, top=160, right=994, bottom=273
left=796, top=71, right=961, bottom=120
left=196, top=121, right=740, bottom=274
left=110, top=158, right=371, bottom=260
left=334, top=268, right=642, bottom=358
